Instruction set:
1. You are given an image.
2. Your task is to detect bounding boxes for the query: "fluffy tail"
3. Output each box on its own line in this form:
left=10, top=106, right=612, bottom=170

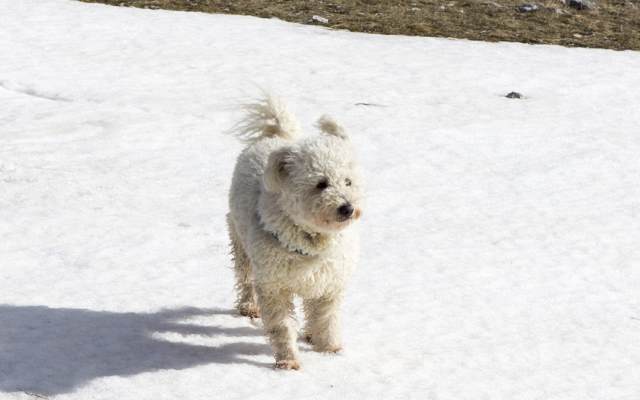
left=230, top=94, right=300, bottom=143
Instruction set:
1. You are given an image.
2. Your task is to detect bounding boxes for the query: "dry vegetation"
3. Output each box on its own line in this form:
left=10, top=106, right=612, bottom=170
left=79, top=0, right=640, bottom=50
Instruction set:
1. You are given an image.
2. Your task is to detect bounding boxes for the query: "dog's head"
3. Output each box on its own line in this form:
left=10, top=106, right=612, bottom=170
left=263, top=116, right=363, bottom=233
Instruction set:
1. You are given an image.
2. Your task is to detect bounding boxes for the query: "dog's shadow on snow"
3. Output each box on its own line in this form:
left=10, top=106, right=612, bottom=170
left=0, top=305, right=271, bottom=396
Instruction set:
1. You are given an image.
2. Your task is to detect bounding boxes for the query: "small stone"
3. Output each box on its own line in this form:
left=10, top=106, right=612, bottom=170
left=573, top=33, right=583, bottom=38
left=506, top=92, right=523, bottom=99
left=311, top=15, right=329, bottom=24
left=516, top=3, right=539, bottom=12
left=566, top=0, right=593, bottom=10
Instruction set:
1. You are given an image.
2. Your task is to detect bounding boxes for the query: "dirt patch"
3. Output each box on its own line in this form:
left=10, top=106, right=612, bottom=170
left=78, top=0, right=640, bottom=51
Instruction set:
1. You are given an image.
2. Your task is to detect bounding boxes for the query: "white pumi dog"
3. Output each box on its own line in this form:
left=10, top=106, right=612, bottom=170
left=227, top=95, right=363, bottom=370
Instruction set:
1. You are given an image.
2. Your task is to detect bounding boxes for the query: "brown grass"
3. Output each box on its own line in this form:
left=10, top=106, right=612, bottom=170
left=78, top=0, right=640, bottom=51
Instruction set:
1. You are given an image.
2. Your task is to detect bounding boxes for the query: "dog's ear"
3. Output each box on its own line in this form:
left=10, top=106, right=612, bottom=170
left=316, top=115, right=348, bottom=140
left=263, top=146, right=296, bottom=192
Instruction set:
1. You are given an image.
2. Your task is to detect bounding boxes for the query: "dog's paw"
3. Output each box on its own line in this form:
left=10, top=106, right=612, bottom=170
left=238, top=302, right=260, bottom=318
left=275, top=359, right=301, bottom=370
left=314, top=344, right=342, bottom=353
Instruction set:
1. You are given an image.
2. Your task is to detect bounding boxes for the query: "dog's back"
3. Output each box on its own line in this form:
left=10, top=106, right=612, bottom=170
left=227, top=95, right=299, bottom=242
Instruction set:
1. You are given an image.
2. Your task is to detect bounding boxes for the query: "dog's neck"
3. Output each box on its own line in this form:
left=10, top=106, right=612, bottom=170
left=258, top=192, right=333, bottom=257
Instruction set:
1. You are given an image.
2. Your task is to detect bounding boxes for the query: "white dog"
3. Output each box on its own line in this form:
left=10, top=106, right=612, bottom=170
left=227, top=95, right=363, bottom=370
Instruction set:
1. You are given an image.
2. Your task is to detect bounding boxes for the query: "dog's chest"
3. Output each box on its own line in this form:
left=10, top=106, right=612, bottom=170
left=247, top=221, right=359, bottom=298
left=284, top=253, right=352, bottom=298
left=252, top=236, right=358, bottom=298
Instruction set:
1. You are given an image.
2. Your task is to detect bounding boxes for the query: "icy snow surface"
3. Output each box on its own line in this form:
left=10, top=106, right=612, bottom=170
left=1, top=0, right=640, bottom=399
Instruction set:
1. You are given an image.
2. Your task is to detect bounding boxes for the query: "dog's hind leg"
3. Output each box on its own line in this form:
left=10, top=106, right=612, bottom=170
left=228, top=214, right=259, bottom=318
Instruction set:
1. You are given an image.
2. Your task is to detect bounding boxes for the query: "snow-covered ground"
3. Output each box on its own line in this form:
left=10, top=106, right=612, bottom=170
left=2, top=0, right=640, bottom=398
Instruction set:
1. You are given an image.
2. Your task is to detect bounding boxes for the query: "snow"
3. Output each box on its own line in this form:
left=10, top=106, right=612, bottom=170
left=1, top=0, right=640, bottom=398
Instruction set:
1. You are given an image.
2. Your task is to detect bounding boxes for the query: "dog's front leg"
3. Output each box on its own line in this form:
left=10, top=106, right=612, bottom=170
left=303, top=294, right=343, bottom=353
left=256, top=287, right=300, bottom=370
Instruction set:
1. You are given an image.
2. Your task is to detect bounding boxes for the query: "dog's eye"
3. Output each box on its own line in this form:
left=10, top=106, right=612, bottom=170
left=345, top=178, right=352, bottom=187
left=316, top=179, right=329, bottom=190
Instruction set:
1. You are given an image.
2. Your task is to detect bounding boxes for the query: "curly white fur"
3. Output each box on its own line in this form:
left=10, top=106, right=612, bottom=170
left=227, top=95, right=362, bottom=370
left=229, top=94, right=300, bottom=143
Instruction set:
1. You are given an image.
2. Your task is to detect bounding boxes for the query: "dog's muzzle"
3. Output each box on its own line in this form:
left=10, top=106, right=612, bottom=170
left=337, top=203, right=354, bottom=221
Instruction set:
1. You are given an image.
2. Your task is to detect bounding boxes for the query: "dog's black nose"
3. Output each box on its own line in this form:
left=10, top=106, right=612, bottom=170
left=337, top=203, right=354, bottom=218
